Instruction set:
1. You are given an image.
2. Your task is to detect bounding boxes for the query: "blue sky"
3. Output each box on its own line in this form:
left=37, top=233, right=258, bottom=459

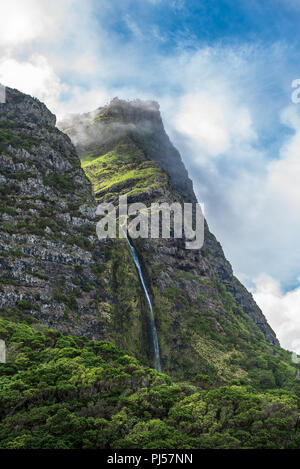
left=95, top=0, right=300, bottom=48
left=1, top=0, right=300, bottom=351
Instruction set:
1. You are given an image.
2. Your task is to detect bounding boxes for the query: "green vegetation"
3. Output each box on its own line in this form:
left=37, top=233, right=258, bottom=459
left=53, top=291, right=78, bottom=311
left=148, top=265, right=299, bottom=387
left=65, top=235, right=93, bottom=251
left=0, top=317, right=300, bottom=449
left=0, top=120, right=17, bottom=129
left=43, top=174, right=77, bottom=194
left=81, top=145, right=167, bottom=200
left=0, top=170, right=34, bottom=181
left=16, top=300, right=35, bottom=311
left=0, top=129, right=38, bottom=152
left=96, top=239, right=151, bottom=364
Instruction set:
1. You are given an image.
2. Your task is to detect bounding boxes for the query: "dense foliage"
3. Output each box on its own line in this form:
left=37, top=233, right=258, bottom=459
left=1, top=318, right=300, bottom=449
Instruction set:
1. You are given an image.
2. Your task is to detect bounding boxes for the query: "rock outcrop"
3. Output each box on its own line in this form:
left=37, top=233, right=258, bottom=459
left=0, top=87, right=102, bottom=337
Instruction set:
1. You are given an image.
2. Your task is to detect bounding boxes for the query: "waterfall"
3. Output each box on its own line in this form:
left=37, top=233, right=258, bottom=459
left=125, top=235, right=162, bottom=372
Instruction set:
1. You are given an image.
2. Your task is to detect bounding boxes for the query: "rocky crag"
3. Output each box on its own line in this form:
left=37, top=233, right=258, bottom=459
left=0, top=89, right=284, bottom=386
left=0, top=87, right=101, bottom=338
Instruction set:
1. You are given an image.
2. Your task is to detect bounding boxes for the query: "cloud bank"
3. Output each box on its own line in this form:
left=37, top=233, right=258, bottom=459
left=254, top=275, right=300, bottom=353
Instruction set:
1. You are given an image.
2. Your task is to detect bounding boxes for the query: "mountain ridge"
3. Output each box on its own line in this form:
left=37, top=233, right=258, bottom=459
left=0, top=87, right=281, bottom=385
left=60, top=96, right=279, bottom=349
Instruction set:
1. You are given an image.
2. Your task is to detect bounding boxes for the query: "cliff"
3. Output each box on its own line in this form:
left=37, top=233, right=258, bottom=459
left=60, top=97, right=278, bottom=345
left=0, top=89, right=281, bottom=384
left=0, top=87, right=101, bottom=337
left=61, top=97, right=280, bottom=381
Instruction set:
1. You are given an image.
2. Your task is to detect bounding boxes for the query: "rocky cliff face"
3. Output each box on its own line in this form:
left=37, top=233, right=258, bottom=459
left=60, top=97, right=280, bottom=382
left=0, top=87, right=102, bottom=337
left=60, top=98, right=278, bottom=343
left=61, top=98, right=196, bottom=203
left=0, top=89, right=280, bottom=384
left=0, top=88, right=169, bottom=367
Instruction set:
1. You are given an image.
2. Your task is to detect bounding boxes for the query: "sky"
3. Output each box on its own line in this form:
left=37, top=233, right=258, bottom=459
left=1, top=0, right=300, bottom=352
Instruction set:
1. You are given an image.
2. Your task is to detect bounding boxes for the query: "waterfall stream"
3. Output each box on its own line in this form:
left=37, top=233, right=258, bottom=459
left=125, top=235, right=162, bottom=372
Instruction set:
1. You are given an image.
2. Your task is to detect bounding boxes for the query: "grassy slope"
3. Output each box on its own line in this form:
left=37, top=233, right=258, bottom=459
left=81, top=143, right=168, bottom=200
left=1, top=317, right=300, bottom=449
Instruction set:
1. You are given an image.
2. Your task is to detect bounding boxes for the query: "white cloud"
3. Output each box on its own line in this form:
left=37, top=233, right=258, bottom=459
left=0, top=0, right=73, bottom=48
left=0, top=55, right=108, bottom=120
left=146, top=0, right=185, bottom=8
left=0, top=0, right=105, bottom=118
left=55, top=87, right=109, bottom=120
left=124, top=14, right=144, bottom=39
left=268, top=106, right=300, bottom=209
left=173, top=91, right=256, bottom=160
left=253, top=275, right=300, bottom=353
left=0, top=55, right=65, bottom=111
